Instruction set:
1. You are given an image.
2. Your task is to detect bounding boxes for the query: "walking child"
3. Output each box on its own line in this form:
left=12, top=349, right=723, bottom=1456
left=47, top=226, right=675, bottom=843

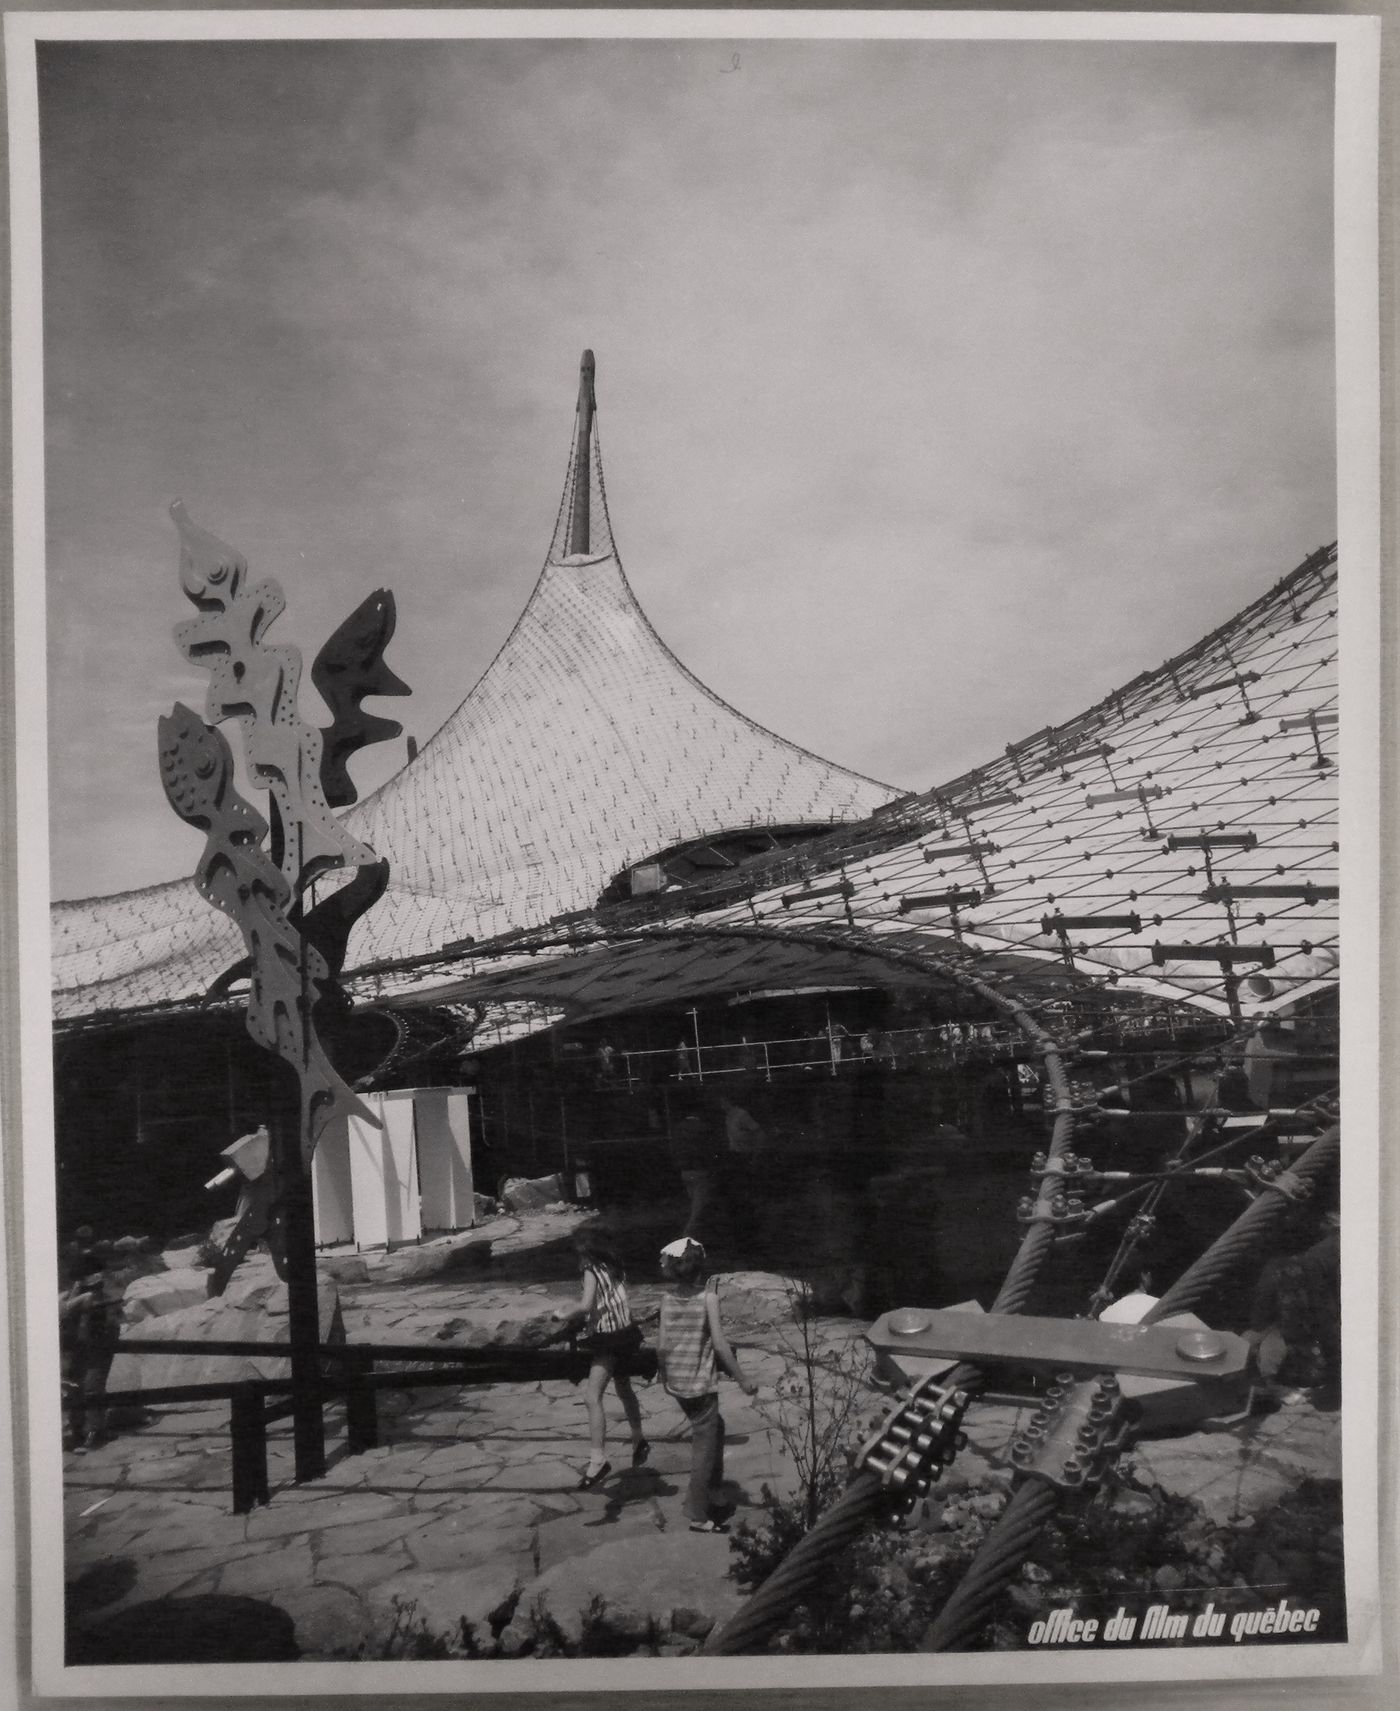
left=656, top=1236, right=756, bottom=1533
left=553, top=1228, right=647, bottom=1488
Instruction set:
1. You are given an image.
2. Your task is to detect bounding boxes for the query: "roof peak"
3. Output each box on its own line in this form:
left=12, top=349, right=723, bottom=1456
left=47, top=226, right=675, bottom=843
left=549, top=349, right=615, bottom=565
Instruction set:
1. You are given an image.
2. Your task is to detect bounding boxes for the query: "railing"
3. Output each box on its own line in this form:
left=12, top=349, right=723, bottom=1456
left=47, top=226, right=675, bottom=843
left=73, top=1334, right=658, bottom=1514
left=606, top=1011, right=1236, bottom=1089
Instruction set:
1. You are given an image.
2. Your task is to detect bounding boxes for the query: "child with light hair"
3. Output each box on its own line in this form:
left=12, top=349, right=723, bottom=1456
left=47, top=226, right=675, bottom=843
left=656, top=1236, right=755, bottom=1532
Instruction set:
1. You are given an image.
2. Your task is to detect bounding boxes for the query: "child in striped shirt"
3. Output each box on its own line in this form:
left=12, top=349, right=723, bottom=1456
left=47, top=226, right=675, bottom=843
left=554, top=1229, right=646, bottom=1488
left=657, top=1236, right=756, bottom=1533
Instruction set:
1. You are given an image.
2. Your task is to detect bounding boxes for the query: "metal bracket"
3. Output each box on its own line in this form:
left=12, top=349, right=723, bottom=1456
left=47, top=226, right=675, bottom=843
left=1008, top=1372, right=1136, bottom=1491
left=854, top=1376, right=969, bottom=1513
left=866, top=1307, right=1250, bottom=1384
left=1243, top=1155, right=1314, bottom=1201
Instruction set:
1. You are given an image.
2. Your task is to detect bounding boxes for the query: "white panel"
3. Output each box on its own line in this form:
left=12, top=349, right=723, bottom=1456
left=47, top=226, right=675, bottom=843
left=443, top=1092, right=475, bottom=1228
left=380, top=1092, right=421, bottom=1245
left=416, top=1089, right=475, bottom=1232
left=311, top=1114, right=355, bottom=1246
left=347, top=1105, right=390, bottom=1251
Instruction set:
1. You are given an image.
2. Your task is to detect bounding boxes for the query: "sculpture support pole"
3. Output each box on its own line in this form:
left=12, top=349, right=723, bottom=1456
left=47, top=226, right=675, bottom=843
left=286, top=816, right=326, bottom=1483
left=282, top=1127, right=325, bottom=1482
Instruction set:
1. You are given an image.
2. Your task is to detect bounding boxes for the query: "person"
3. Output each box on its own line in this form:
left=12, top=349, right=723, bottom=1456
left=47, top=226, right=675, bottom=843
left=1246, top=1211, right=1341, bottom=1401
left=656, top=1236, right=756, bottom=1533
left=720, top=1095, right=767, bottom=1249
left=59, top=1232, right=119, bottom=1452
left=552, top=1228, right=647, bottom=1488
left=669, top=1099, right=723, bottom=1240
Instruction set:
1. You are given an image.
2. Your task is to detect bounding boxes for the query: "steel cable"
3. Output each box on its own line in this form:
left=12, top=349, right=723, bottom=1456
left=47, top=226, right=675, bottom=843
left=921, top=1477, right=1064, bottom=1652
left=1144, top=1122, right=1339, bottom=1323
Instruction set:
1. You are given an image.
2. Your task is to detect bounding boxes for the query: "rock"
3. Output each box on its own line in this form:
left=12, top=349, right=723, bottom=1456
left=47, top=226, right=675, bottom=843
left=804, top=1265, right=868, bottom=1314
left=473, top=1192, right=500, bottom=1221
left=497, top=1621, right=530, bottom=1658
left=159, top=1244, right=207, bottom=1273
left=369, top=1227, right=499, bottom=1285
left=1007, top=1583, right=1042, bottom=1620
left=669, top=1605, right=714, bottom=1639
left=500, top=1175, right=566, bottom=1214
left=277, top=1584, right=366, bottom=1658
left=121, top=1268, right=210, bottom=1326
left=165, top=1231, right=210, bottom=1252
left=513, top=1530, right=742, bottom=1648
left=111, top=1234, right=156, bottom=1254
left=107, top=1280, right=343, bottom=1391
left=363, top=1562, right=523, bottom=1652
left=316, top=1254, right=370, bottom=1285
left=1113, top=1490, right=1159, bottom=1523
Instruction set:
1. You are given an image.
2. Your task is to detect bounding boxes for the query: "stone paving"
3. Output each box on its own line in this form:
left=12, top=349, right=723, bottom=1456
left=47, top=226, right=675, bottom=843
left=62, top=1238, right=1344, bottom=1664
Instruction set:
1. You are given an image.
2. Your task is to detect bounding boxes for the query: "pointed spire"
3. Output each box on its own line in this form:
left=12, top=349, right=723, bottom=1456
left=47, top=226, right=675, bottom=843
left=567, top=350, right=596, bottom=557
left=549, top=350, right=614, bottom=565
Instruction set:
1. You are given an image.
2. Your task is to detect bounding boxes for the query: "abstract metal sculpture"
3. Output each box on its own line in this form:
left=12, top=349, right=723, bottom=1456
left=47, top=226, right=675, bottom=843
left=157, top=705, right=368, bottom=1164
left=158, top=502, right=409, bottom=1479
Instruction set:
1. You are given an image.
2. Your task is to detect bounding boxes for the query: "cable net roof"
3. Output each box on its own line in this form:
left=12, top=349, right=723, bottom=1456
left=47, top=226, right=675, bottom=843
left=52, top=367, right=896, bottom=1022
left=355, top=544, right=1339, bottom=1028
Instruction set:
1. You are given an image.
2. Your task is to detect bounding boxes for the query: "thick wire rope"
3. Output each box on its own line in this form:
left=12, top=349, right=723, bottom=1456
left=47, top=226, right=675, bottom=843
left=1145, top=1120, right=1339, bottom=1322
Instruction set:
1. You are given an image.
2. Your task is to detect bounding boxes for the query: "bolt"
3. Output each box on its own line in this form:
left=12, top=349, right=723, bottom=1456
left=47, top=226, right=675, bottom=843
left=888, top=1309, right=932, bottom=1337
left=1175, top=1329, right=1227, bottom=1363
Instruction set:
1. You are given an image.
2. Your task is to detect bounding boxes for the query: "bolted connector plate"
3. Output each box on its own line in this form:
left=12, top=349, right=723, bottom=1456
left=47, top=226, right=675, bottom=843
left=866, top=1307, right=1250, bottom=1384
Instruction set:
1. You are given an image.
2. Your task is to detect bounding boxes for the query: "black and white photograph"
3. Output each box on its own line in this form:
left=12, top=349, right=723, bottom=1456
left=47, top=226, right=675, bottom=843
left=3, top=9, right=1385, bottom=1697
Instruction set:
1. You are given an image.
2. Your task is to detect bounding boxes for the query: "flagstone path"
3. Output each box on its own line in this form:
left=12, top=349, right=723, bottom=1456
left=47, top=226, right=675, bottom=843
left=62, top=1248, right=1343, bottom=1664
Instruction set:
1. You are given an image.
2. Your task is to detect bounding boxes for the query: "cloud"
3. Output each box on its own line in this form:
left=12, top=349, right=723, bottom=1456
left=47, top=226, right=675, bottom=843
left=37, top=37, right=1336, bottom=898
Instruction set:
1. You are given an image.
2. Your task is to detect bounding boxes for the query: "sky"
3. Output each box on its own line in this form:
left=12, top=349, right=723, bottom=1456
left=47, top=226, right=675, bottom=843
left=37, top=35, right=1337, bottom=901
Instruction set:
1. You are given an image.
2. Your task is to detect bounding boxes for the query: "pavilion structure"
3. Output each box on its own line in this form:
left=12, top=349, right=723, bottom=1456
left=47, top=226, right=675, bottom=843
left=346, top=543, right=1340, bottom=1037
left=52, top=354, right=898, bottom=1029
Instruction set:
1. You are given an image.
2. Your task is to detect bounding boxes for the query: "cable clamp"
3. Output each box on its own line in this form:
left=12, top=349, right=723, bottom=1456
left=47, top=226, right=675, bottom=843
left=1245, top=1157, right=1313, bottom=1202
left=855, top=1376, right=969, bottom=1515
left=1017, top=1193, right=1089, bottom=1228
left=1007, top=1372, right=1137, bottom=1493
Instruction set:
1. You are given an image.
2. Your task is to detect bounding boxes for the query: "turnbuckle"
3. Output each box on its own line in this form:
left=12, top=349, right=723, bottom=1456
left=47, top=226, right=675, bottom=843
left=855, top=1375, right=969, bottom=1515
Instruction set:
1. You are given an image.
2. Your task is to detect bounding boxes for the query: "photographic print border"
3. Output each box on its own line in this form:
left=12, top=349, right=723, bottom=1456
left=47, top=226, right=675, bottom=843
left=2, top=6, right=1389, bottom=1704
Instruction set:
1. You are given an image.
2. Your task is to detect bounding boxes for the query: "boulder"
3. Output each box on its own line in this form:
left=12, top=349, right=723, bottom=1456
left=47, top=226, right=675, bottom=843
left=315, top=1254, right=371, bottom=1286
left=110, top=1234, right=156, bottom=1255
left=369, top=1229, right=497, bottom=1285
left=500, top=1175, right=566, bottom=1214
left=159, top=1244, right=208, bottom=1274
left=107, top=1278, right=343, bottom=1392
left=511, top=1530, right=743, bottom=1649
left=121, top=1268, right=210, bottom=1326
